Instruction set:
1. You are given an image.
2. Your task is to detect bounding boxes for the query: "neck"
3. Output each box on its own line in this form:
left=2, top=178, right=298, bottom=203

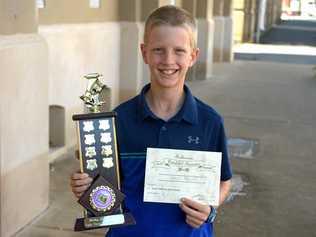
left=145, top=85, right=185, bottom=121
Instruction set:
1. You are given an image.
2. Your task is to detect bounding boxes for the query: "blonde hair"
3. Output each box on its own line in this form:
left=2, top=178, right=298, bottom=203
left=144, top=5, right=197, bottom=49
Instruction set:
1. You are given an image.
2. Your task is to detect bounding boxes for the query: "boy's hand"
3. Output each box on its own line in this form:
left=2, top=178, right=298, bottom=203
left=70, top=171, right=93, bottom=198
left=179, top=198, right=211, bottom=228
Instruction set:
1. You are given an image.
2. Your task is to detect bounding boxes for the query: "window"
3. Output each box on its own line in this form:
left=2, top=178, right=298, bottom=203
left=36, top=0, right=45, bottom=9
left=89, top=0, right=101, bottom=8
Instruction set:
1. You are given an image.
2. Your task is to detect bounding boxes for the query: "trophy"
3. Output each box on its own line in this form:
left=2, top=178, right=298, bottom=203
left=73, top=73, right=135, bottom=231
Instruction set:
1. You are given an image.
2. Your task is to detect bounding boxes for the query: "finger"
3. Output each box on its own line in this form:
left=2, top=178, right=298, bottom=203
left=186, top=219, right=199, bottom=228
left=70, top=177, right=93, bottom=187
left=74, top=191, right=84, bottom=199
left=71, top=172, right=90, bottom=180
left=179, top=203, right=205, bottom=222
left=181, top=198, right=207, bottom=212
left=181, top=198, right=210, bottom=219
left=71, top=182, right=91, bottom=197
left=186, top=215, right=204, bottom=228
left=72, top=184, right=90, bottom=193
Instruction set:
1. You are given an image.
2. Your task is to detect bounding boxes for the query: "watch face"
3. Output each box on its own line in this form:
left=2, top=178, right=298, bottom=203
left=89, top=185, right=116, bottom=212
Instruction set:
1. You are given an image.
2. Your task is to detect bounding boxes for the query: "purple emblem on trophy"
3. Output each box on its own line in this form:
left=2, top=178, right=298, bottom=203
left=90, top=186, right=116, bottom=212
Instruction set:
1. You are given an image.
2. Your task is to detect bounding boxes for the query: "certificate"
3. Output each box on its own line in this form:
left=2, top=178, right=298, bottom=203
left=144, top=148, right=222, bottom=206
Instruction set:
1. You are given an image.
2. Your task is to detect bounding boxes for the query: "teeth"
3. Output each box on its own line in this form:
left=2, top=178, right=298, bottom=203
left=160, top=69, right=177, bottom=75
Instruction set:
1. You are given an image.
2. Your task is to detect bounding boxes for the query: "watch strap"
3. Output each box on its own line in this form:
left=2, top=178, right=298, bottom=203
left=205, top=206, right=217, bottom=223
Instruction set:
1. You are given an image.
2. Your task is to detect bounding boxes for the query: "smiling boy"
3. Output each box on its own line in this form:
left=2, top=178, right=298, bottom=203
left=71, top=5, right=232, bottom=237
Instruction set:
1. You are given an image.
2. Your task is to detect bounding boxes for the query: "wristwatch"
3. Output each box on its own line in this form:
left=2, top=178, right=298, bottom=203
left=205, top=206, right=217, bottom=223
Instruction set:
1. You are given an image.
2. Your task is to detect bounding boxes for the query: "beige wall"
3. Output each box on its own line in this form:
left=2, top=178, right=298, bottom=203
left=120, top=22, right=145, bottom=101
left=119, top=0, right=142, bottom=21
left=0, top=1, right=49, bottom=236
left=196, top=0, right=213, bottom=19
left=0, top=34, right=49, bottom=237
left=39, top=23, right=121, bottom=152
left=141, top=0, right=160, bottom=20
left=182, top=0, right=197, bottom=17
left=39, top=0, right=118, bottom=24
left=213, top=0, right=224, bottom=16
left=0, top=0, right=37, bottom=34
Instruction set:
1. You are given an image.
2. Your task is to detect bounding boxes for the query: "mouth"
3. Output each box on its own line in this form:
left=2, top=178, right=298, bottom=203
left=158, top=69, right=179, bottom=76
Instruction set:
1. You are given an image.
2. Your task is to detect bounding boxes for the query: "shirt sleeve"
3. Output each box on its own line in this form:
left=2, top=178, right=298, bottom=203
left=217, top=119, right=233, bottom=181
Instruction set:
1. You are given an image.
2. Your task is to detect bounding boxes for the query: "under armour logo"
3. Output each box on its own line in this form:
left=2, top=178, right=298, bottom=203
left=188, top=136, right=200, bottom=144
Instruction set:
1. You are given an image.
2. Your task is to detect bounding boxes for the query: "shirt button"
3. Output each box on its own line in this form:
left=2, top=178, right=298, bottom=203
left=161, top=126, right=167, bottom=131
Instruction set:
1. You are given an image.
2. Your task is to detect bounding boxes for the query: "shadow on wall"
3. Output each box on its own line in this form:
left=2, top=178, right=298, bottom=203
left=49, top=105, right=65, bottom=148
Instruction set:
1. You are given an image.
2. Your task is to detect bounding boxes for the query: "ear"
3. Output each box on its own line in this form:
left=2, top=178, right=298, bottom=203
left=140, top=43, right=148, bottom=64
left=189, top=48, right=200, bottom=67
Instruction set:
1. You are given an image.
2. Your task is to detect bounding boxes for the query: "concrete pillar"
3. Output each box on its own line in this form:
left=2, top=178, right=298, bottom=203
left=223, top=0, right=233, bottom=16
left=251, top=0, right=258, bottom=41
left=273, top=0, right=282, bottom=25
left=271, top=0, right=276, bottom=26
left=0, top=0, right=49, bottom=236
left=119, top=0, right=144, bottom=101
left=266, top=0, right=274, bottom=28
left=213, top=0, right=224, bottom=16
left=213, top=0, right=225, bottom=62
left=248, top=0, right=257, bottom=42
left=194, top=0, right=214, bottom=80
left=242, top=0, right=256, bottom=42
left=182, top=0, right=197, bottom=81
left=223, top=0, right=234, bottom=62
left=243, top=0, right=251, bottom=41
left=141, top=0, right=160, bottom=21
left=182, top=0, right=197, bottom=17
left=276, top=0, right=281, bottom=23
left=159, top=0, right=177, bottom=5
left=233, top=0, right=245, bottom=43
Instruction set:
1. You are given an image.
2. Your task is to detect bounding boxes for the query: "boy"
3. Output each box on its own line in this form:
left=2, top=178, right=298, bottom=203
left=71, top=5, right=232, bottom=237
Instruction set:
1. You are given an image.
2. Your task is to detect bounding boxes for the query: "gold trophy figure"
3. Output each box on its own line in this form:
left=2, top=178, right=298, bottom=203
left=80, top=73, right=105, bottom=113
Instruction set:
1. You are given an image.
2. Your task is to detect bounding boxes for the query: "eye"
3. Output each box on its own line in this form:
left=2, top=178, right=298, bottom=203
left=175, top=48, right=186, bottom=54
left=152, top=48, right=163, bottom=53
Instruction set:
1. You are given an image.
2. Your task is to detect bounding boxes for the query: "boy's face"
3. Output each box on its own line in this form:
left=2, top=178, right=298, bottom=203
left=141, top=25, right=199, bottom=90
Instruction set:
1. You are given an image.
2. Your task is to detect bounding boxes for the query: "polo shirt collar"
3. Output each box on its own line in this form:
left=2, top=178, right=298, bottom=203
left=137, top=83, right=198, bottom=125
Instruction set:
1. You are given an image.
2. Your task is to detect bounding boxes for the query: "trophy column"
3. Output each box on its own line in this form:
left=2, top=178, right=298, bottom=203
left=72, top=74, right=135, bottom=231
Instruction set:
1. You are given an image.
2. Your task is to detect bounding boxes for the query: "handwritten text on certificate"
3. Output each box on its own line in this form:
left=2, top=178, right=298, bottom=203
left=144, top=148, right=222, bottom=206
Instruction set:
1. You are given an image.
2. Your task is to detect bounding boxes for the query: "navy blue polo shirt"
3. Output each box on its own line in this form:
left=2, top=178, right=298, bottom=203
left=107, top=84, right=232, bottom=237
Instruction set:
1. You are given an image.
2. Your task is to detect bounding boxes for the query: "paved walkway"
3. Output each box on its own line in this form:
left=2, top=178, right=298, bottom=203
left=260, top=18, right=316, bottom=46
left=16, top=59, right=316, bottom=237
left=234, top=43, right=316, bottom=64
left=235, top=18, right=316, bottom=65
left=190, top=61, right=316, bottom=237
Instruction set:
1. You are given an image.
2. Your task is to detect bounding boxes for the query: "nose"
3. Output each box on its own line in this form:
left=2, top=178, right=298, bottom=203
left=162, top=49, right=175, bottom=64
